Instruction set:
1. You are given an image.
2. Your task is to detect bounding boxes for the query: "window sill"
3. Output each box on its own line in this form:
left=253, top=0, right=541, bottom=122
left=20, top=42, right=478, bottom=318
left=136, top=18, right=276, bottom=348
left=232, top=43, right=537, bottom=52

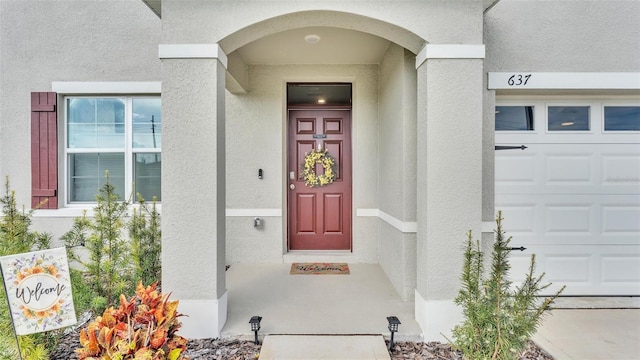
left=33, top=204, right=162, bottom=218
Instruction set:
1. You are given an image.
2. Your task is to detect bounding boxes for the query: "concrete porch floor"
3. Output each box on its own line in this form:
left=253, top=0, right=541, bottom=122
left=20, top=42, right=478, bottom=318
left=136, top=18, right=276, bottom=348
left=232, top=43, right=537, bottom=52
left=219, top=263, right=640, bottom=360
left=220, top=263, right=423, bottom=342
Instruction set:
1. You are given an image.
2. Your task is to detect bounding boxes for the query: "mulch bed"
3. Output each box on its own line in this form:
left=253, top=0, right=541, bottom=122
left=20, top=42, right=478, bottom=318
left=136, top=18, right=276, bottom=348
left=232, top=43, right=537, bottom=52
left=387, top=340, right=553, bottom=360
left=51, top=330, right=553, bottom=359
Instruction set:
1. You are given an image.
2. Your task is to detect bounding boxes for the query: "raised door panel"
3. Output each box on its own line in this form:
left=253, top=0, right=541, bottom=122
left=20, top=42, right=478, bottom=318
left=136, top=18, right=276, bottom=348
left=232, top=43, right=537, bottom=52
left=323, top=193, right=343, bottom=234
left=296, top=194, right=316, bottom=234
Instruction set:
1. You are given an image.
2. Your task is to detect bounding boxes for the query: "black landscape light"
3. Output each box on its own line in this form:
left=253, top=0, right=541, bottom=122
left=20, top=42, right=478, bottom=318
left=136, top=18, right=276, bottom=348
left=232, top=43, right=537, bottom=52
left=386, top=316, right=401, bottom=351
left=249, top=316, right=262, bottom=345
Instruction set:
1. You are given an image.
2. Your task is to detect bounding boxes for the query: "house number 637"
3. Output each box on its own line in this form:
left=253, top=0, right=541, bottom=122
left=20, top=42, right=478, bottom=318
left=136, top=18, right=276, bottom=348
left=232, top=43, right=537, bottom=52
left=507, top=74, right=532, bottom=86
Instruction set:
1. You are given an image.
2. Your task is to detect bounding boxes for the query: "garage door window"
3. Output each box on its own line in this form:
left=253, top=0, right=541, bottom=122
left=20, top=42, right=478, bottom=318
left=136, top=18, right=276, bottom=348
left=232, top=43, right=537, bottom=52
left=604, top=106, right=640, bottom=131
left=548, top=106, right=590, bottom=131
left=495, top=106, right=534, bottom=131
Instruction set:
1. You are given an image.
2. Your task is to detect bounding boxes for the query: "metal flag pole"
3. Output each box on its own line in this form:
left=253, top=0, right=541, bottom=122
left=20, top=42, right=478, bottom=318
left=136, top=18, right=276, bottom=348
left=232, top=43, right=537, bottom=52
left=0, top=264, right=24, bottom=360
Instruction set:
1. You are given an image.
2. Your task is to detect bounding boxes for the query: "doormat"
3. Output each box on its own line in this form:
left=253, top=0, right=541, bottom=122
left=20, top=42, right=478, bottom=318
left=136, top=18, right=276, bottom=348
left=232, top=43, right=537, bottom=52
left=290, top=263, right=350, bottom=275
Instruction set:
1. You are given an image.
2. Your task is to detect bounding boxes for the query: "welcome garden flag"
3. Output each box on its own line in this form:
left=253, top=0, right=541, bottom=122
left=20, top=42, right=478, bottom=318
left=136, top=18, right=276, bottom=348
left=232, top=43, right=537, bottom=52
left=0, top=247, right=76, bottom=335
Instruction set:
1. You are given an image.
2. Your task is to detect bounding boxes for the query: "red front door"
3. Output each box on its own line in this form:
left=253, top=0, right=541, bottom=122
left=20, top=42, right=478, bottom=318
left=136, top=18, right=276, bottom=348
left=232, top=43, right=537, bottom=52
left=288, top=109, right=352, bottom=250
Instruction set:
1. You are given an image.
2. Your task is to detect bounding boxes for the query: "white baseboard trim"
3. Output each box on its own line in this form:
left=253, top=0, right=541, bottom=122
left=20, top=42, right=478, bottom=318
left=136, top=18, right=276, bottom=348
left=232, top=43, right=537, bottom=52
left=414, top=290, right=463, bottom=342
left=177, top=291, right=228, bottom=339
left=482, top=220, right=495, bottom=234
left=356, top=208, right=417, bottom=234
left=226, top=208, right=282, bottom=217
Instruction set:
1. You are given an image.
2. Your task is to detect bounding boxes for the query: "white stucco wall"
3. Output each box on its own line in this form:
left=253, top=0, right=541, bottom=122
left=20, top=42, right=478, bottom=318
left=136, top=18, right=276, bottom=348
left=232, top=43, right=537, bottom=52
left=485, top=0, right=640, bottom=72
left=416, top=58, right=484, bottom=299
left=225, top=64, right=380, bottom=263
left=161, top=1, right=483, bottom=51
left=0, top=0, right=161, bottom=239
left=377, top=43, right=418, bottom=300
left=415, top=57, right=484, bottom=341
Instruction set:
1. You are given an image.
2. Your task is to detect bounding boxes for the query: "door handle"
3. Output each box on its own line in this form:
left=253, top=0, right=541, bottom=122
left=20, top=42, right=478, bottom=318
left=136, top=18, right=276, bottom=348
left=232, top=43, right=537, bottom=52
left=495, top=145, right=528, bottom=151
left=289, top=184, right=295, bottom=190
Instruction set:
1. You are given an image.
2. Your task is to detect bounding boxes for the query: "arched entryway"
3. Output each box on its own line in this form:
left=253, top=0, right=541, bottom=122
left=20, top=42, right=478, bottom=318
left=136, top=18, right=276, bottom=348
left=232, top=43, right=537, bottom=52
left=159, top=5, right=486, bottom=341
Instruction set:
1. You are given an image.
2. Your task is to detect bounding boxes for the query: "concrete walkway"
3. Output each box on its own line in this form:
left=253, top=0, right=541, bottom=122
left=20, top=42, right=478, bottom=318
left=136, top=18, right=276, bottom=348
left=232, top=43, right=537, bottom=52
left=259, top=335, right=390, bottom=359
left=533, top=309, right=640, bottom=360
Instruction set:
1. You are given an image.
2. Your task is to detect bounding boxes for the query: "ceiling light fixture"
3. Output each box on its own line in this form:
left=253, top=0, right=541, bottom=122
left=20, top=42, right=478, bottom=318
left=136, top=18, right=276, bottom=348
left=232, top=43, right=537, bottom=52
left=304, top=34, right=321, bottom=44
left=561, top=121, right=574, bottom=126
left=317, top=98, right=326, bottom=104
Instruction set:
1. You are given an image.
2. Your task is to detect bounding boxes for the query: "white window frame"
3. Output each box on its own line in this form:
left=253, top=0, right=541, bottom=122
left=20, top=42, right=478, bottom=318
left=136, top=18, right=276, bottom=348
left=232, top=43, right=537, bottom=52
left=494, top=103, right=538, bottom=133
left=496, top=95, right=640, bottom=145
left=64, top=96, right=161, bottom=206
left=545, top=101, right=594, bottom=134
left=601, top=102, right=640, bottom=133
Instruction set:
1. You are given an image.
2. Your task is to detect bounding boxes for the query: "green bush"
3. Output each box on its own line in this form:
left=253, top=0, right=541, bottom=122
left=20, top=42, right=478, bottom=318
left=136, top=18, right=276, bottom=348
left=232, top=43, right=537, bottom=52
left=63, top=173, right=162, bottom=314
left=129, top=195, right=162, bottom=288
left=452, top=211, right=565, bottom=360
left=62, top=173, right=133, bottom=314
left=0, top=178, right=51, bottom=360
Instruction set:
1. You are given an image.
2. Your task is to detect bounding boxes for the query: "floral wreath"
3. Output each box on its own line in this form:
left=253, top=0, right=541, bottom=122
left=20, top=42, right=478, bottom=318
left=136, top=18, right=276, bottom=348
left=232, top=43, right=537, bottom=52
left=302, top=149, right=336, bottom=187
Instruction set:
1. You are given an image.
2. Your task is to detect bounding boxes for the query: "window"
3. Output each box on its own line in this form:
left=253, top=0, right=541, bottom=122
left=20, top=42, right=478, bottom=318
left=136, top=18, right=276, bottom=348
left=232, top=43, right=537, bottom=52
left=495, top=106, right=534, bottom=131
left=604, top=106, right=640, bottom=131
left=65, top=97, right=161, bottom=203
left=548, top=106, right=590, bottom=131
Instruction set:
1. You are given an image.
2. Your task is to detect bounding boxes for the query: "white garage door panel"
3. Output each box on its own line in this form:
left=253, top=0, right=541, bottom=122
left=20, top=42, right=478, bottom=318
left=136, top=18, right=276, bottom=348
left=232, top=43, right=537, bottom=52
left=508, top=245, right=640, bottom=295
left=496, top=99, right=640, bottom=296
left=496, top=144, right=640, bottom=195
left=496, top=194, right=640, bottom=245
left=603, top=206, right=640, bottom=232
left=496, top=131, right=639, bottom=294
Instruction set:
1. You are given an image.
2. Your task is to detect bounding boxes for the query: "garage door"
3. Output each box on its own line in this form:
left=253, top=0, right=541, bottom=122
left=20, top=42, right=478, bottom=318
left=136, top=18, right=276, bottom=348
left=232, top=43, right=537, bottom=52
left=495, top=101, right=640, bottom=295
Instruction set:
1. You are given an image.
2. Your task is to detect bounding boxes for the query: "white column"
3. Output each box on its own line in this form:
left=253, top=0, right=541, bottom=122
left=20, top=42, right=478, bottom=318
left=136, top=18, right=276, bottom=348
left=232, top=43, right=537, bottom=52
left=159, top=44, right=227, bottom=339
left=415, top=44, right=485, bottom=341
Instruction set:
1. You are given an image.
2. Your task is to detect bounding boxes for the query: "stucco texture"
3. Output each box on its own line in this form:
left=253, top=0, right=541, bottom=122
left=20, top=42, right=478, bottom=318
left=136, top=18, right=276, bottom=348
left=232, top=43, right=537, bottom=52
left=485, top=0, right=640, bottom=72
left=161, top=1, right=483, bottom=49
left=160, top=57, right=227, bottom=299
left=377, top=43, right=418, bottom=299
left=0, top=0, right=161, bottom=235
left=416, top=58, right=484, bottom=300
left=225, top=64, right=380, bottom=263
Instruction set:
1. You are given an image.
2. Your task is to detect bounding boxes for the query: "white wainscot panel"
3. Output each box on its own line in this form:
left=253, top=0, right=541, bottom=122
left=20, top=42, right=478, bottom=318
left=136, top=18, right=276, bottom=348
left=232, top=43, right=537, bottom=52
left=602, top=155, right=640, bottom=185
left=545, top=255, right=591, bottom=283
left=545, top=206, right=592, bottom=233
left=498, top=205, right=535, bottom=233
left=495, top=155, right=536, bottom=183
left=601, top=256, right=640, bottom=282
left=602, top=206, right=640, bottom=233
left=545, top=155, right=591, bottom=183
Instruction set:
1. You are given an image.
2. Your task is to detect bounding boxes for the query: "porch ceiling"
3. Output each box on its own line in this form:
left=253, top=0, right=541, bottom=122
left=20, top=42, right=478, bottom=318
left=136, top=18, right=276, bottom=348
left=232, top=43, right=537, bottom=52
left=233, top=26, right=392, bottom=65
